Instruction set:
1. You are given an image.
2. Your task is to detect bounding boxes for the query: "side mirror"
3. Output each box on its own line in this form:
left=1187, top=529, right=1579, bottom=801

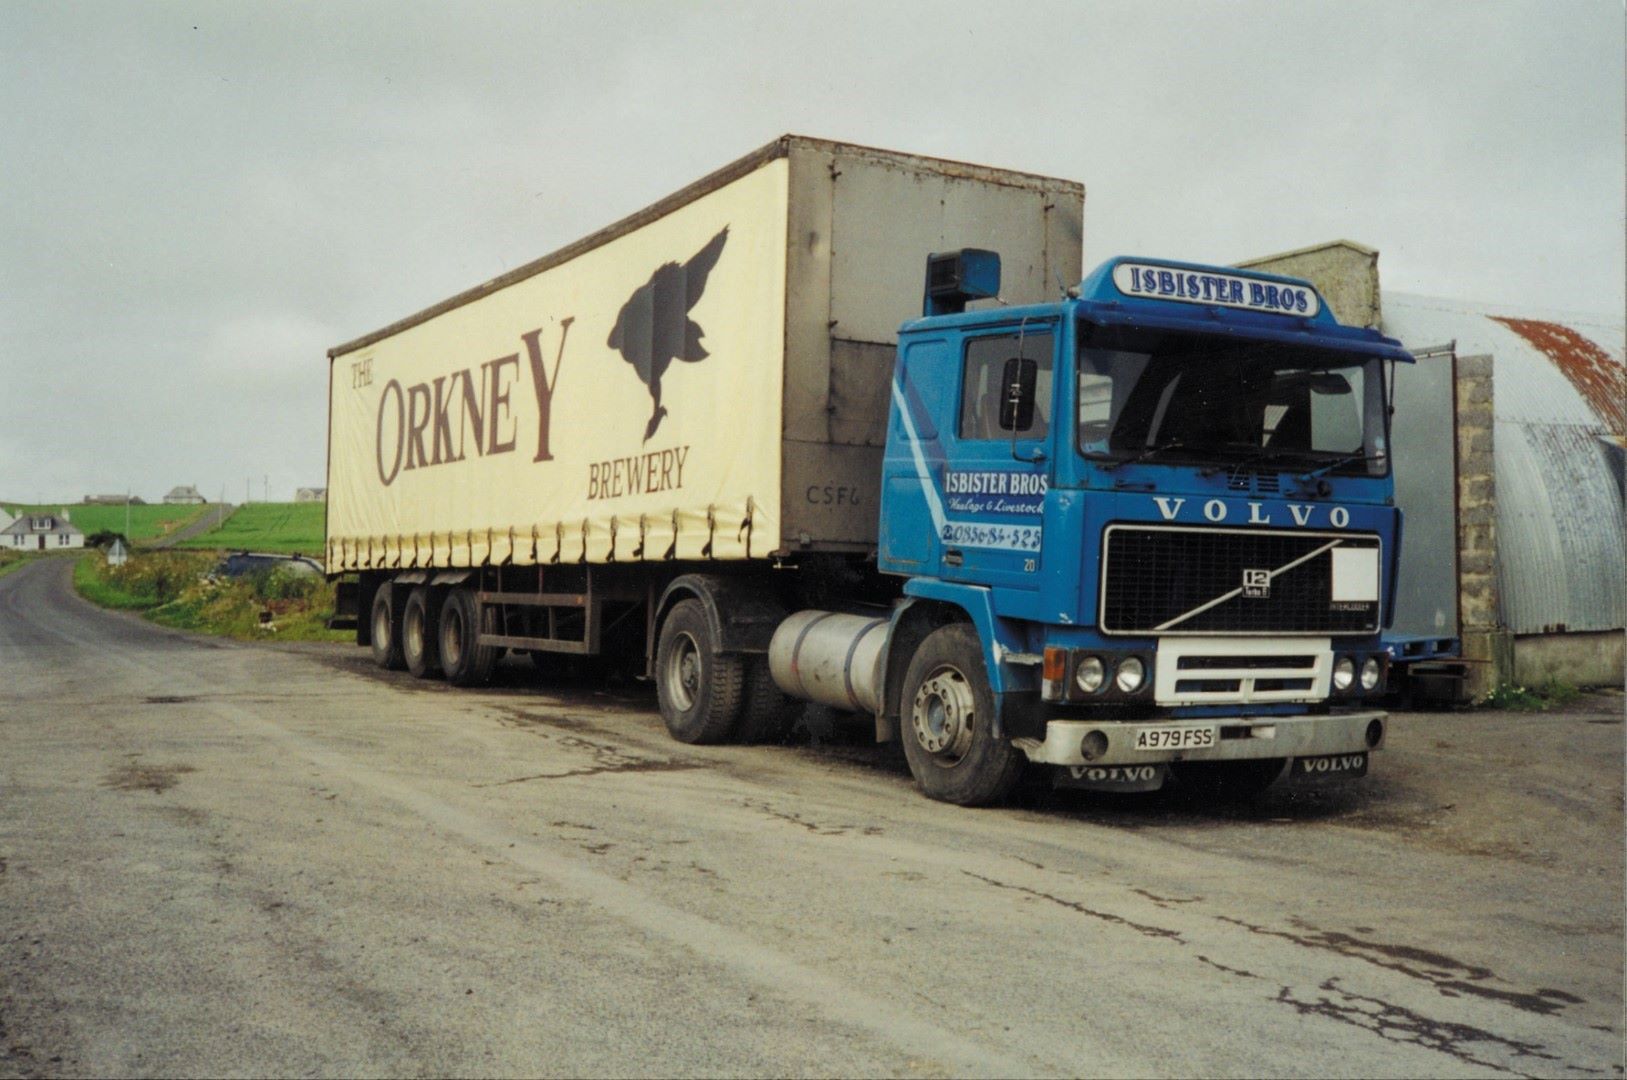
left=999, top=356, right=1037, bottom=431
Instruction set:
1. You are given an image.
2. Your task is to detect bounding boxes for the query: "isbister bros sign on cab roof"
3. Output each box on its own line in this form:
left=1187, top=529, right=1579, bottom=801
left=327, top=160, right=790, bottom=569
left=1111, top=261, right=1321, bottom=318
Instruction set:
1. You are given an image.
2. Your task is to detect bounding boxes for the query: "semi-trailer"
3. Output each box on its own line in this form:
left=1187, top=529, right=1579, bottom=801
left=327, top=135, right=1411, bottom=804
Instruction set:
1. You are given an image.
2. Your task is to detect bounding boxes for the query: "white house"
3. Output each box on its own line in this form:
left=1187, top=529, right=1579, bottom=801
left=2, top=513, right=84, bottom=551
left=164, top=485, right=206, bottom=505
left=295, top=487, right=327, bottom=503
left=0, top=507, right=13, bottom=533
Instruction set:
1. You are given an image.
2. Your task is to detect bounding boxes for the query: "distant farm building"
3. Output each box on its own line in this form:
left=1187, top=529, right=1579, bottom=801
left=295, top=487, right=327, bottom=503
left=83, top=494, right=145, bottom=506
left=164, top=485, right=206, bottom=505
left=3, top=513, right=84, bottom=551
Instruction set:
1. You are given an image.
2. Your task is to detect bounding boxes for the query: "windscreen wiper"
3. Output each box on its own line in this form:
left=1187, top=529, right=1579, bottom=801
left=1100, top=438, right=1183, bottom=472
left=1197, top=441, right=1302, bottom=478
left=1296, top=449, right=1384, bottom=484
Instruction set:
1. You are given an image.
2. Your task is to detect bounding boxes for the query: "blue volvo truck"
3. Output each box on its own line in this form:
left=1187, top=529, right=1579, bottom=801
left=783, top=250, right=1414, bottom=804
left=329, top=138, right=1410, bottom=807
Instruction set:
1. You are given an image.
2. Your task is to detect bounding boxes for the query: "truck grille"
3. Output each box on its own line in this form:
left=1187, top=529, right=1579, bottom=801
left=1101, top=525, right=1381, bottom=636
left=1153, top=637, right=1332, bottom=705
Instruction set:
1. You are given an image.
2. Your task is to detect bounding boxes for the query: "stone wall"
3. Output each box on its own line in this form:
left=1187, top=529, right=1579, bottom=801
left=1234, top=241, right=1381, bottom=328
left=1513, top=630, right=1625, bottom=688
left=1454, top=353, right=1512, bottom=698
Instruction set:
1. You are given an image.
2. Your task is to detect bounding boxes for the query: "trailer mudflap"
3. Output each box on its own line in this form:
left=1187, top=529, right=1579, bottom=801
left=329, top=579, right=360, bottom=632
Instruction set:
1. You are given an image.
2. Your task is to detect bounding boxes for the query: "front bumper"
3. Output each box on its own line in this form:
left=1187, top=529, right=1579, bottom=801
left=1013, top=710, right=1385, bottom=767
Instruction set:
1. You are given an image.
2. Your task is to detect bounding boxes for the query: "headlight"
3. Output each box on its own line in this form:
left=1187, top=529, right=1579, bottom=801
left=1115, top=656, right=1146, bottom=694
left=1076, top=655, right=1106, bottom=693
left=1333, top=656, right=1356, bottom=691
left=1360, top=657, right=1382, bottom=691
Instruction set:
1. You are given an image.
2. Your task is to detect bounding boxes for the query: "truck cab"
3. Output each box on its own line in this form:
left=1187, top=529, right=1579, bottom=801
left=875, top=252, right=1412, bottom=802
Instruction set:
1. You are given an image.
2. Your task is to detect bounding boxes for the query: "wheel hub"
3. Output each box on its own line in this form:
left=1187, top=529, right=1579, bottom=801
left=443, top=610, right=463, bottom=667
left=666, top=632, right=700, bottom=711
left=910, top=666, right=976, bottom=761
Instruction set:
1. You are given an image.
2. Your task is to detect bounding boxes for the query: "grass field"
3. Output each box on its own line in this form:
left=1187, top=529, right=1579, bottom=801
left=175, top=502, right=326, bottom=555
left=2, top=502, right=209, bottom=543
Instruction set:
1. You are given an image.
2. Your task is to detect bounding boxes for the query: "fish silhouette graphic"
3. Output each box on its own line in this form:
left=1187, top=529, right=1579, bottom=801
left=606, top=227, right=729, bottom=442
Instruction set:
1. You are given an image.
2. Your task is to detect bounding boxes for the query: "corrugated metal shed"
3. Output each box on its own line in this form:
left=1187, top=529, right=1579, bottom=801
left=1383, top=294, right=1625, bottom=636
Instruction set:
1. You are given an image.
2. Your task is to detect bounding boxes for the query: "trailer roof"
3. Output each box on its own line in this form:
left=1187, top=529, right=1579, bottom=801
left=328, top=135, right=1084, bottom=359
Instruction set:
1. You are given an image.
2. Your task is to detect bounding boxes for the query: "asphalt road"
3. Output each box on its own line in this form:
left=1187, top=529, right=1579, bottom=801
left=144, top=504, right=232, bottom=549
left=1, top=556, right=1621, bottom=1078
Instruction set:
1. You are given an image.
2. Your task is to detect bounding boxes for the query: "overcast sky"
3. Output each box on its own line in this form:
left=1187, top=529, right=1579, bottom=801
left=2, top=0, right=1621, bottom=504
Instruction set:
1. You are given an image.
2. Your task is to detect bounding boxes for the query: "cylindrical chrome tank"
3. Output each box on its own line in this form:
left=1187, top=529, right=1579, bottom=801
left=768, top=610, right=888, bottom=714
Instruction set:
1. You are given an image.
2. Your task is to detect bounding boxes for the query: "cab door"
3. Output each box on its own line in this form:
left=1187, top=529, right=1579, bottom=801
left=940, top=323, right=1056, bottom=591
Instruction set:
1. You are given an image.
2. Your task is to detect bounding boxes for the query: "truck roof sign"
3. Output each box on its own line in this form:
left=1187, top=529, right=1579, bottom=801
left=1111, top=261, right=1322, bottom=319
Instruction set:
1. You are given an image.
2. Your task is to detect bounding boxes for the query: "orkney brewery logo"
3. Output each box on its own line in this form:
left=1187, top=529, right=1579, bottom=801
left=606, top=227, right=729, bottom=442
left=370, top=228, right=731, bottom=506
left=372, top=319, right=572, bottom=487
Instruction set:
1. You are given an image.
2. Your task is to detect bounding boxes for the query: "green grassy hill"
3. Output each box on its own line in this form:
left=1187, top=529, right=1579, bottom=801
left=175, top=502, right=326, bottom=556
left=2, top=502, right=209, bottom=543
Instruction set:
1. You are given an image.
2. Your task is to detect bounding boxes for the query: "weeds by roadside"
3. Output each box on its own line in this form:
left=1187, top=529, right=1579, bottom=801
left=73, top=550, right=348, bottom=642
left=1481, top=680, right=1586, bottom=711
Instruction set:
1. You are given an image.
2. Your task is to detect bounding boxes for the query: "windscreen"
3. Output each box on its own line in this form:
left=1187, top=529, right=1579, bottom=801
left=1076, top=325, right=1389, bottom=476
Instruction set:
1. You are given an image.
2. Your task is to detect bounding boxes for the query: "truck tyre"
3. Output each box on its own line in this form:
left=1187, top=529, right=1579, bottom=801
left=402, top=586, right=443, bottom=679
left=439, top=587, right=498, bottom=687
left=369, top=587, right=405, bottom=671
left=655, top=599, right=743, bottom=744
left=736, top=658, right=796, bottom=744
left=899, top=623, right=1024, bottom=806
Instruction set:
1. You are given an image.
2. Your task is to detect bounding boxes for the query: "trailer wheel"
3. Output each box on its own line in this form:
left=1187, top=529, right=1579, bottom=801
left=402, top=586, right=443, bottom=679
left=655, top=599, right=743, bottom=744
left=899, top=623, right=1023, bottom=806
left=736, top=658, right=796, bottom=744
left=369, top=587, right=405, bottom=671
left=440, top=587, right=498, bottom=687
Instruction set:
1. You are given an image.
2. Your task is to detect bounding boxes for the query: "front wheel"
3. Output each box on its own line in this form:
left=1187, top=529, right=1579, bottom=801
left=899, top=623, right=1024, bottom=806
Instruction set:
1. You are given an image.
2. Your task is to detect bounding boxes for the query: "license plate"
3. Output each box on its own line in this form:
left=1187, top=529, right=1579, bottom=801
left=1134, top=725, right=1217, bottom=751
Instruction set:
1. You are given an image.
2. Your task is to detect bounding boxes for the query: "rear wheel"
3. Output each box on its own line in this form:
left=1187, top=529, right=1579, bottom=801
left=440, top=587, right=498, bottom=687
left=736, top=658, right=796, bottom=744
left=402, top=586, right=443, bottom=679
left=369, top=586, right=405, bottom=670
left=655, top=599, right=742, bottom=744
left=899, top=623, right=1023, bottom=806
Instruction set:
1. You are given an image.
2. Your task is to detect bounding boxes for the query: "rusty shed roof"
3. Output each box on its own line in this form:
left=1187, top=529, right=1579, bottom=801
left=1384, top=294, right=1625, bottom=636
